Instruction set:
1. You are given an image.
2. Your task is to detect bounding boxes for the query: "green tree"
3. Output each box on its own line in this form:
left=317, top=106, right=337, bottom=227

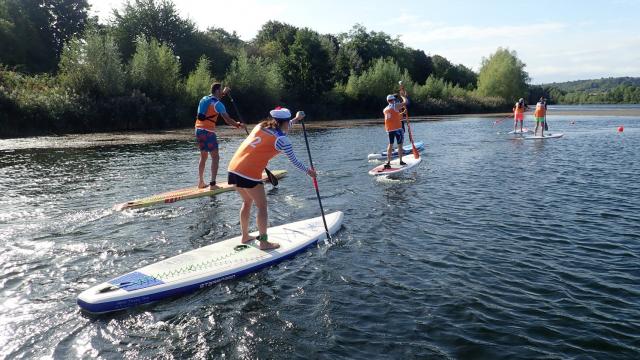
left=345, top=58, right=412, bottom=101
left=129, top=36, right=181, bottom=99
left=334, top=46, right=363, bottom=83
left=225, top=50, right=282, bottom=121
left=338, top=24, right=395, bottom=70
left=431, top=55, right=477, bottom=88
left=476, top=48, right=529, bottom=102
left=201, top=27, right=242, bottom=77
left=394, top=48, right=433, bottom=85
left=547, top=87, right=565, bottom=104
left=0, top=0, right=56, bottom=72
left=58, top=31, right=126, bottom=97
left=185, top=56, right=214, bottom=102
left=280, top=28, right=334, bottom=105
left=45, top=0, right=90, bottom=58
left=112, top=0, right=197, bottom=72
left=0, top=0, right=88, bottom=73
left=254, top=20, right=298, bottom=54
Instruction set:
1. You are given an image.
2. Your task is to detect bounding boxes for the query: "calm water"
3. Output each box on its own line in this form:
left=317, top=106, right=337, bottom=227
left=1, top=111, right=639, bottom=359
left=548, top=104, right=640, bottom=112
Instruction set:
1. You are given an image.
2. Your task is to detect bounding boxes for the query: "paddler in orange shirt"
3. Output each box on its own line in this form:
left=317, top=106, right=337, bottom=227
left=533, top=97, right=547, bottom=136
left=513, top=98, right=528, bottom=133
left=383, top=88, right=409, bottom=169
left=227, top=107, right=316, bottom=250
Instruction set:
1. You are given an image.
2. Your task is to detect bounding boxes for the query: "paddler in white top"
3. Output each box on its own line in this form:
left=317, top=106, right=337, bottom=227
left=383, top=88, right=409, bottom=169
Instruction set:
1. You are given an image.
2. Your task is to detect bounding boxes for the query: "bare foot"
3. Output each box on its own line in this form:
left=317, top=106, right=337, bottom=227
left=259, top=241, right=280, bottom=250
left=198, top=181, right=207, bottom=189
left=209, top=184, right=220, bottom=190
left=241, top=236, right=255, bottom=244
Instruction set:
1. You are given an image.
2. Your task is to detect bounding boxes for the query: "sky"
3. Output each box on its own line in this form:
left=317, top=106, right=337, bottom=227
left=88, top=0, right=640, bottom=84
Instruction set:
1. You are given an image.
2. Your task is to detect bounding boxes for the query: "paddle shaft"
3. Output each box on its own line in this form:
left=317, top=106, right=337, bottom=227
left=398, top=83, right=419, bottom=159
left=403, top=108, right=419, bottom=158
left=494, top=114, right=511, bottom=125
left=300, top=120, right=331, bottom=240
left=228, top=95, right=278, bottom=186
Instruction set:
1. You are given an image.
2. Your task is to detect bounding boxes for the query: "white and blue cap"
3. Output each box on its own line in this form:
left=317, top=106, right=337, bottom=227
left=386, top=94, right=396, bottom=101
left=270, top=106, right=292, bottom=121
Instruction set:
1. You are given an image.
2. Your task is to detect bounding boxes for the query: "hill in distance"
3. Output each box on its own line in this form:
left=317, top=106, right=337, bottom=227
left=542, top=77, right=640, bottom=93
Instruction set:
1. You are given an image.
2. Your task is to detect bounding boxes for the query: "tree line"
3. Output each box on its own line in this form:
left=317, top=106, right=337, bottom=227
left=528, top=77, right=640, bottom=104
left=1, top=0, right=533, bottom=138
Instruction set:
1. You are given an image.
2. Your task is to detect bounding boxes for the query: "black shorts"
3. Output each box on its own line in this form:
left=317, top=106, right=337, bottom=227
left=388, top=129, right=404, bottom=145
left=228, top=172, right=261, bottom=188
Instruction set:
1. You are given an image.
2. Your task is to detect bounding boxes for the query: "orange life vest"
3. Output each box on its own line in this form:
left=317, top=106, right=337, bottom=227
left=194, top=95, right=220, bottom=131
left=534, top=102, right=546, bottom=118
left=228, top=125, right=280, bottom=181
left=514, top=103, right=525, bottom=114
left=384, top=105, right=403, bottom=132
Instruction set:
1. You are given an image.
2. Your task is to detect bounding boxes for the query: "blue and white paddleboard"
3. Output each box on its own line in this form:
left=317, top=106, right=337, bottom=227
left=77, top=212, right=344, bottom=313
left=367, top=141, right=425, bottom=160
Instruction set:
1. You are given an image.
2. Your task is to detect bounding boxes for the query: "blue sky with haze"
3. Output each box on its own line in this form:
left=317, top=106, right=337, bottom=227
left=89, top=0, right=640, bottom=84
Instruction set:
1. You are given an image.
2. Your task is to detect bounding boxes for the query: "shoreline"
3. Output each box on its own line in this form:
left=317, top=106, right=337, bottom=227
left=1, top=109, right=638, bottom=150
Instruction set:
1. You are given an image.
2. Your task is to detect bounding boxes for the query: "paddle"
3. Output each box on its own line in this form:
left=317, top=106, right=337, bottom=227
left=299, top=116, right=331, bottom=240
left=227, top=94, right=279, bottom=186
left=544, top=112, right=549, bottom=131
left=399, top=82, right=419, bottom=159
left=403, top=108, right=420, bottom=159
left=493, top=114, right=511, bottom=126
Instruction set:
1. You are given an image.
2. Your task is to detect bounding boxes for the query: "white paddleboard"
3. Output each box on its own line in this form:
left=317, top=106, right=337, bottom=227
left=368, top=155, right=422, bottom=176
left=77, top=212, right=344, bottom=313
left=523, top=133, right=564, bottom=140
left=508, top=128, right=531, bottom=134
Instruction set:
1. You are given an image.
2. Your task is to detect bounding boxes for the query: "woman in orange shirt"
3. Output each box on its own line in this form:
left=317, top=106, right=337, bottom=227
left=227, top=107, right=317, bottom=250
left=513, top=98, right=528, bottom=133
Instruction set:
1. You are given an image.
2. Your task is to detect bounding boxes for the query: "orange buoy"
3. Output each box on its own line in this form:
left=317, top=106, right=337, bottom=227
left=618, top=126, right=624, bottom=133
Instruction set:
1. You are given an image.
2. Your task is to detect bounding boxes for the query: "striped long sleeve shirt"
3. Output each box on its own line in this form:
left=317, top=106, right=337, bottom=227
left=274, top=135, right=309, bottom=174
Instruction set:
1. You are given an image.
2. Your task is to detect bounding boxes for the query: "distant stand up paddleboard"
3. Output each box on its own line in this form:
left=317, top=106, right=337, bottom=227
left=368, top=156, right=422, bottom=176
left=508, top=128, right=531, bottom=134
left=114, top=170, right=287, bottom=211
left=77, top=211, right=344, bottom=313
left=367, top=141, right=425, bottom=160
left=523, top=133, right=564, bottom=140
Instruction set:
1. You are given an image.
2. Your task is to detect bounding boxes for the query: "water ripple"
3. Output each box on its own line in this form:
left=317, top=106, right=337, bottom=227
left=1, top=116, right=640, bottom=358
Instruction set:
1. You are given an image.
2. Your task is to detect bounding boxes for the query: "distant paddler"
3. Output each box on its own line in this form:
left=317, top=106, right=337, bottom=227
left=383, top=87, right=409, bottom=169
left=533, top=97, right=547, bottom=136
left=227, top=107, right=316, bottom=250
left=513, top=98, right=528, bottom=132
left=194, top=83, right=246, bottom=189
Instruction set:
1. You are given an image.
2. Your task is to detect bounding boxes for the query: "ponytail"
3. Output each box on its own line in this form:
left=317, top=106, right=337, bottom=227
left=259, top=118, right=280, bottom=130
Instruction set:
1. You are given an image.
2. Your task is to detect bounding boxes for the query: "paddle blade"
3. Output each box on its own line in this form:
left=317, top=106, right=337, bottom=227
left=412, top=146, right=420, bottom=159
left=265, top=168, right=278, bottom=186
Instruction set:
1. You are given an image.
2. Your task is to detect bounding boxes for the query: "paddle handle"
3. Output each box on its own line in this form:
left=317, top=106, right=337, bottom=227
left=300, top=120, right=331, bottom=240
